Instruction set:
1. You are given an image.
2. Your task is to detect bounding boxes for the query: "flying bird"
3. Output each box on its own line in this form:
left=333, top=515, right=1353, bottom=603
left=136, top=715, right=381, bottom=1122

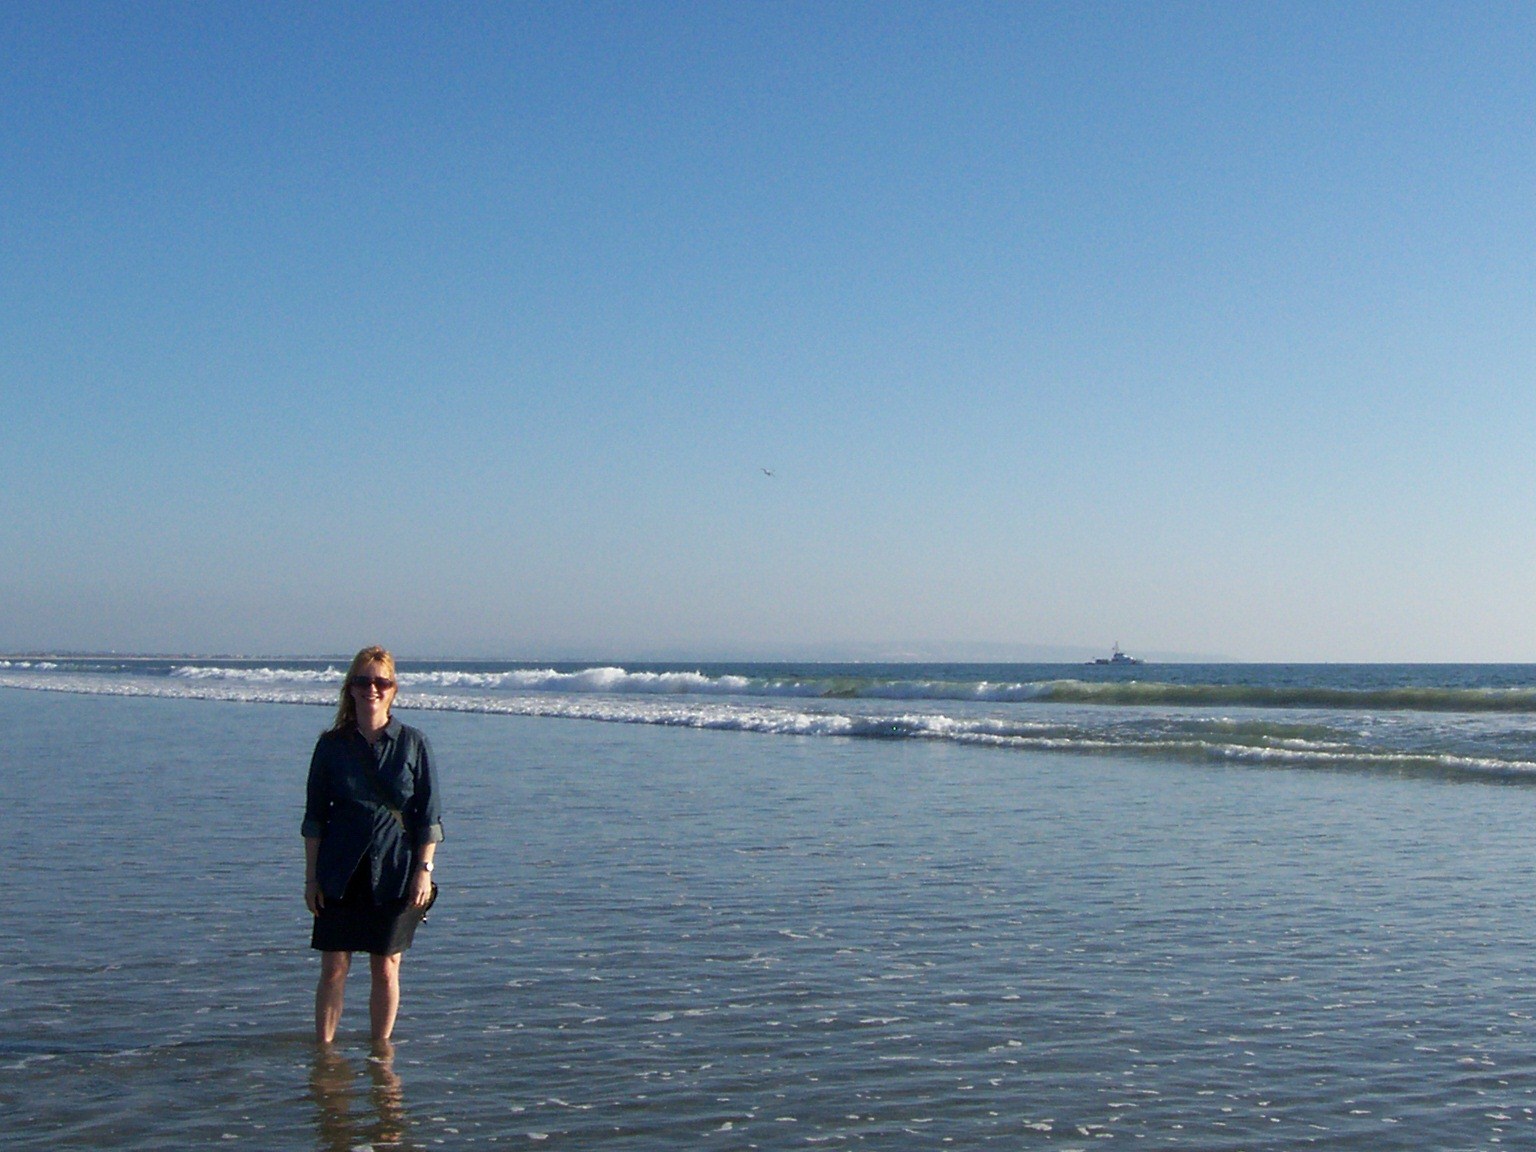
left=761, top=468, right=776, bottom=477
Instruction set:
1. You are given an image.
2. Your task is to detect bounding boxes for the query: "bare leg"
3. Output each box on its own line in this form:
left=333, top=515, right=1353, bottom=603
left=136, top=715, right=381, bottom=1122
left=369, top=952, right=402, bottom=1042
left=316, top=950, right=351, bottom=1044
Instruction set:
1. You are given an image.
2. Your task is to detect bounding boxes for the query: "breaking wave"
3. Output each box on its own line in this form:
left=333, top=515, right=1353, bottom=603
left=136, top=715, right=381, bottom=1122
left=5, top=670, right=1536, bottom=781
left=157, top=664, right=1536, bottom=713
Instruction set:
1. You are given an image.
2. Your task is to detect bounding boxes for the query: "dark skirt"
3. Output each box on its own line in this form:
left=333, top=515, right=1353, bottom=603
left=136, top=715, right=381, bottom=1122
left=311, top=858, right=436, bottom=956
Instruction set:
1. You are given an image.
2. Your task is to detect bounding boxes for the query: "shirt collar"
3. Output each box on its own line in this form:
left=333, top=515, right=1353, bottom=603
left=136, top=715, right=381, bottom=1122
left=355, top=716, right=403, bottom=744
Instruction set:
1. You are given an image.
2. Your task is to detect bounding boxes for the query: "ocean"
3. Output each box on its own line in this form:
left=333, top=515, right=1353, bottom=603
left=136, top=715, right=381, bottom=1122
left=4, top=658, right=1536, bottom=1148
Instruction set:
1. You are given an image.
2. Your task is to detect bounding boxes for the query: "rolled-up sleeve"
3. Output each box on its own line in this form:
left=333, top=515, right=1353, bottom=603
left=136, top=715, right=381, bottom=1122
left=300, top=739, right=329, bottom=838
left=411, top=734, right=444, bottom=846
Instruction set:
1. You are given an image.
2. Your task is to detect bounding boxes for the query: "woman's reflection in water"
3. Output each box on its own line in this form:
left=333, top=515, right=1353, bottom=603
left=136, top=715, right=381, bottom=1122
left=310, top=1039, right=423, bottom=1151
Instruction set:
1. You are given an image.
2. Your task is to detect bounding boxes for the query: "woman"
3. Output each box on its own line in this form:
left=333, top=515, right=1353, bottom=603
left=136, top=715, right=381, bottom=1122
left=303, top=646, right=443, bottom=1044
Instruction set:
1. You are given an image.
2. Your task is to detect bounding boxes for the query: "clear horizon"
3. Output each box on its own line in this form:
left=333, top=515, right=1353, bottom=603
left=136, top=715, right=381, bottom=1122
left=0, top=643, right=1225, bottom=663
left=12, top=648, right=1536, bottom=668
left=5, top=3, right=1534, bottom=662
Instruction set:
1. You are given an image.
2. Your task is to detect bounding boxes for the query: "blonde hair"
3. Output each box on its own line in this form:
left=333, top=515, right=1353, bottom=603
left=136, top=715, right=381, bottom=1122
left=330, top=645, right=397, bottom=732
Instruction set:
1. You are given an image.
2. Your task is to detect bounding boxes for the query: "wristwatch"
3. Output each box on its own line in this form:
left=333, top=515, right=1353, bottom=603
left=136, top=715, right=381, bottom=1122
left=418, top=860, right=435, bottom=873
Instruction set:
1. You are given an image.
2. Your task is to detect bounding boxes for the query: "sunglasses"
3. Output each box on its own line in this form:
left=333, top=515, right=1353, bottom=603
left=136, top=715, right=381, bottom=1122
left=350, top=676, right=397, bottom=692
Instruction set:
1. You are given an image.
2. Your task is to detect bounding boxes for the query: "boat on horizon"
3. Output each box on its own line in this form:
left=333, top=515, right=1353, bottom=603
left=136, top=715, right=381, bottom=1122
left=1091, top=643, right=1143, bottom=666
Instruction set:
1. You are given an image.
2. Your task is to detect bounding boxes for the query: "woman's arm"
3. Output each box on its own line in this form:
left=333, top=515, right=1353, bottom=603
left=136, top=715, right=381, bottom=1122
left=408, top=839, right=436, bottom=907
left=410, top=733, right=445, bottom=846
left=300, top=738, right=331, bottom=842
left=304, top=836, right=324, bottom=914
left=301, top=739, right=331, bottom=914
left=405, top=732, right=443, bottom=908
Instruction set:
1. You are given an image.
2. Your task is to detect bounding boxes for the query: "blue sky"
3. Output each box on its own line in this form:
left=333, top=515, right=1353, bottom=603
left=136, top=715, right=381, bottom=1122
left=3, top=2, right=1533, bottom=660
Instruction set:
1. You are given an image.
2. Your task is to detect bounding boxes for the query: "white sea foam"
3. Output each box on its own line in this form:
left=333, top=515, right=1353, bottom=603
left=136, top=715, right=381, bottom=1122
left=147, top=664, right=1536, bottom=713
left=426, top=667, right=759, bottom=694
left=167, top=663, right=767, bottom=695
left=170, top=665, right=345, bottom=683
left=157, top=663, right=1064, bottom=701
left=5, top=670, right=1535, bottom=779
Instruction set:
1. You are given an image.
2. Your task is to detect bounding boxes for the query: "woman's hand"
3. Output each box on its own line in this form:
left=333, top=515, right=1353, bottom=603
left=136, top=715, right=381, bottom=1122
left=305, top=879, right=324, bottom=915
left=408, top=867, right=434, bottom=908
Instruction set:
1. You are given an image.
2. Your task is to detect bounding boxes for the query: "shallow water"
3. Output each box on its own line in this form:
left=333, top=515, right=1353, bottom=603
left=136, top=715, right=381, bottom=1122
left=5, top=686, right=1536, bottom=1147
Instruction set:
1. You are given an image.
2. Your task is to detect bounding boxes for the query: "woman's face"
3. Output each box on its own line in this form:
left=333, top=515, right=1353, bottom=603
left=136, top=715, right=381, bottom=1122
left=350, top=660, right=397, bottom=721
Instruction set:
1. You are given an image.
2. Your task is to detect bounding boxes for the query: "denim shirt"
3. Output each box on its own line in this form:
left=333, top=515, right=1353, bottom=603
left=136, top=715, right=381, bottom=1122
left=301, top=718, right=444, bottom=903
